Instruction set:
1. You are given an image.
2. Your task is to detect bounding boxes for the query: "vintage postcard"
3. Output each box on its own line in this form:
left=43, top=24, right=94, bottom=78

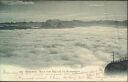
left=0, top=0, right=127, bottom=81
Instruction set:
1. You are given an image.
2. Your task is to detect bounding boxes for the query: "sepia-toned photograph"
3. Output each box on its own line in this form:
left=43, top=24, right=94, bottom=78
left=0, top=0, right=127, bottom=81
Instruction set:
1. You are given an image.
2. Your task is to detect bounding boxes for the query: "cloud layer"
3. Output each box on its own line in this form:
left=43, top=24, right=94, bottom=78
left=0, top=26, right=127, bottom=69
left=0, top=0, right=34, bottom=5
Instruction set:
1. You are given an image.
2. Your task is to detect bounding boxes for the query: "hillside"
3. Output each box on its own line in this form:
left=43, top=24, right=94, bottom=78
left=105, top=60, right=128, bottom=75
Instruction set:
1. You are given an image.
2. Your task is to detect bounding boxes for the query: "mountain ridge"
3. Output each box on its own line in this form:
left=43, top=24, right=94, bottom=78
left=0, top=19, right=127, bottom=30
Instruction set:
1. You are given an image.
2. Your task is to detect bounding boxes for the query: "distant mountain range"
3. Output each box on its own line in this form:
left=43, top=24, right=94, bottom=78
left=0, top=19, right=127, bottom=30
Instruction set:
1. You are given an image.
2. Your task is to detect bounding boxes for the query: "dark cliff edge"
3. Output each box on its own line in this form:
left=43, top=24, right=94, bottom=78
left=104, top=60, right=128, bottom=75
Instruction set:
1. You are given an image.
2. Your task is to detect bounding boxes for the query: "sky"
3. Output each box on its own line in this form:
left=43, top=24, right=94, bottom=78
left=0, top=0, right=127, bottom=22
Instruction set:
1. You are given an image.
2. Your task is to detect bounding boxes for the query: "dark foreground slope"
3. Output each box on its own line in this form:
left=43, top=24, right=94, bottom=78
left=105, top=60, right=128, bottom=75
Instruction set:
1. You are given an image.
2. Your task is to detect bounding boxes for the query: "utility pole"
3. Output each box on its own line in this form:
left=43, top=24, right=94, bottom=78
left=113, top=52, right=114, bottom=62
left=124, top=52, right=128, bottom=60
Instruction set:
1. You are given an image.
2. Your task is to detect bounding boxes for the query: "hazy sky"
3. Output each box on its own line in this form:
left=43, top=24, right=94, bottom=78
left=0, top=0, right=127, bottom=22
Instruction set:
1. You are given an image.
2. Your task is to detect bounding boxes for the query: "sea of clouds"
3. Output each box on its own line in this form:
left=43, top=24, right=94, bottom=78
left=0, top=26, right=127, bottom=81
left=0, top=26, right=127, bottom=69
